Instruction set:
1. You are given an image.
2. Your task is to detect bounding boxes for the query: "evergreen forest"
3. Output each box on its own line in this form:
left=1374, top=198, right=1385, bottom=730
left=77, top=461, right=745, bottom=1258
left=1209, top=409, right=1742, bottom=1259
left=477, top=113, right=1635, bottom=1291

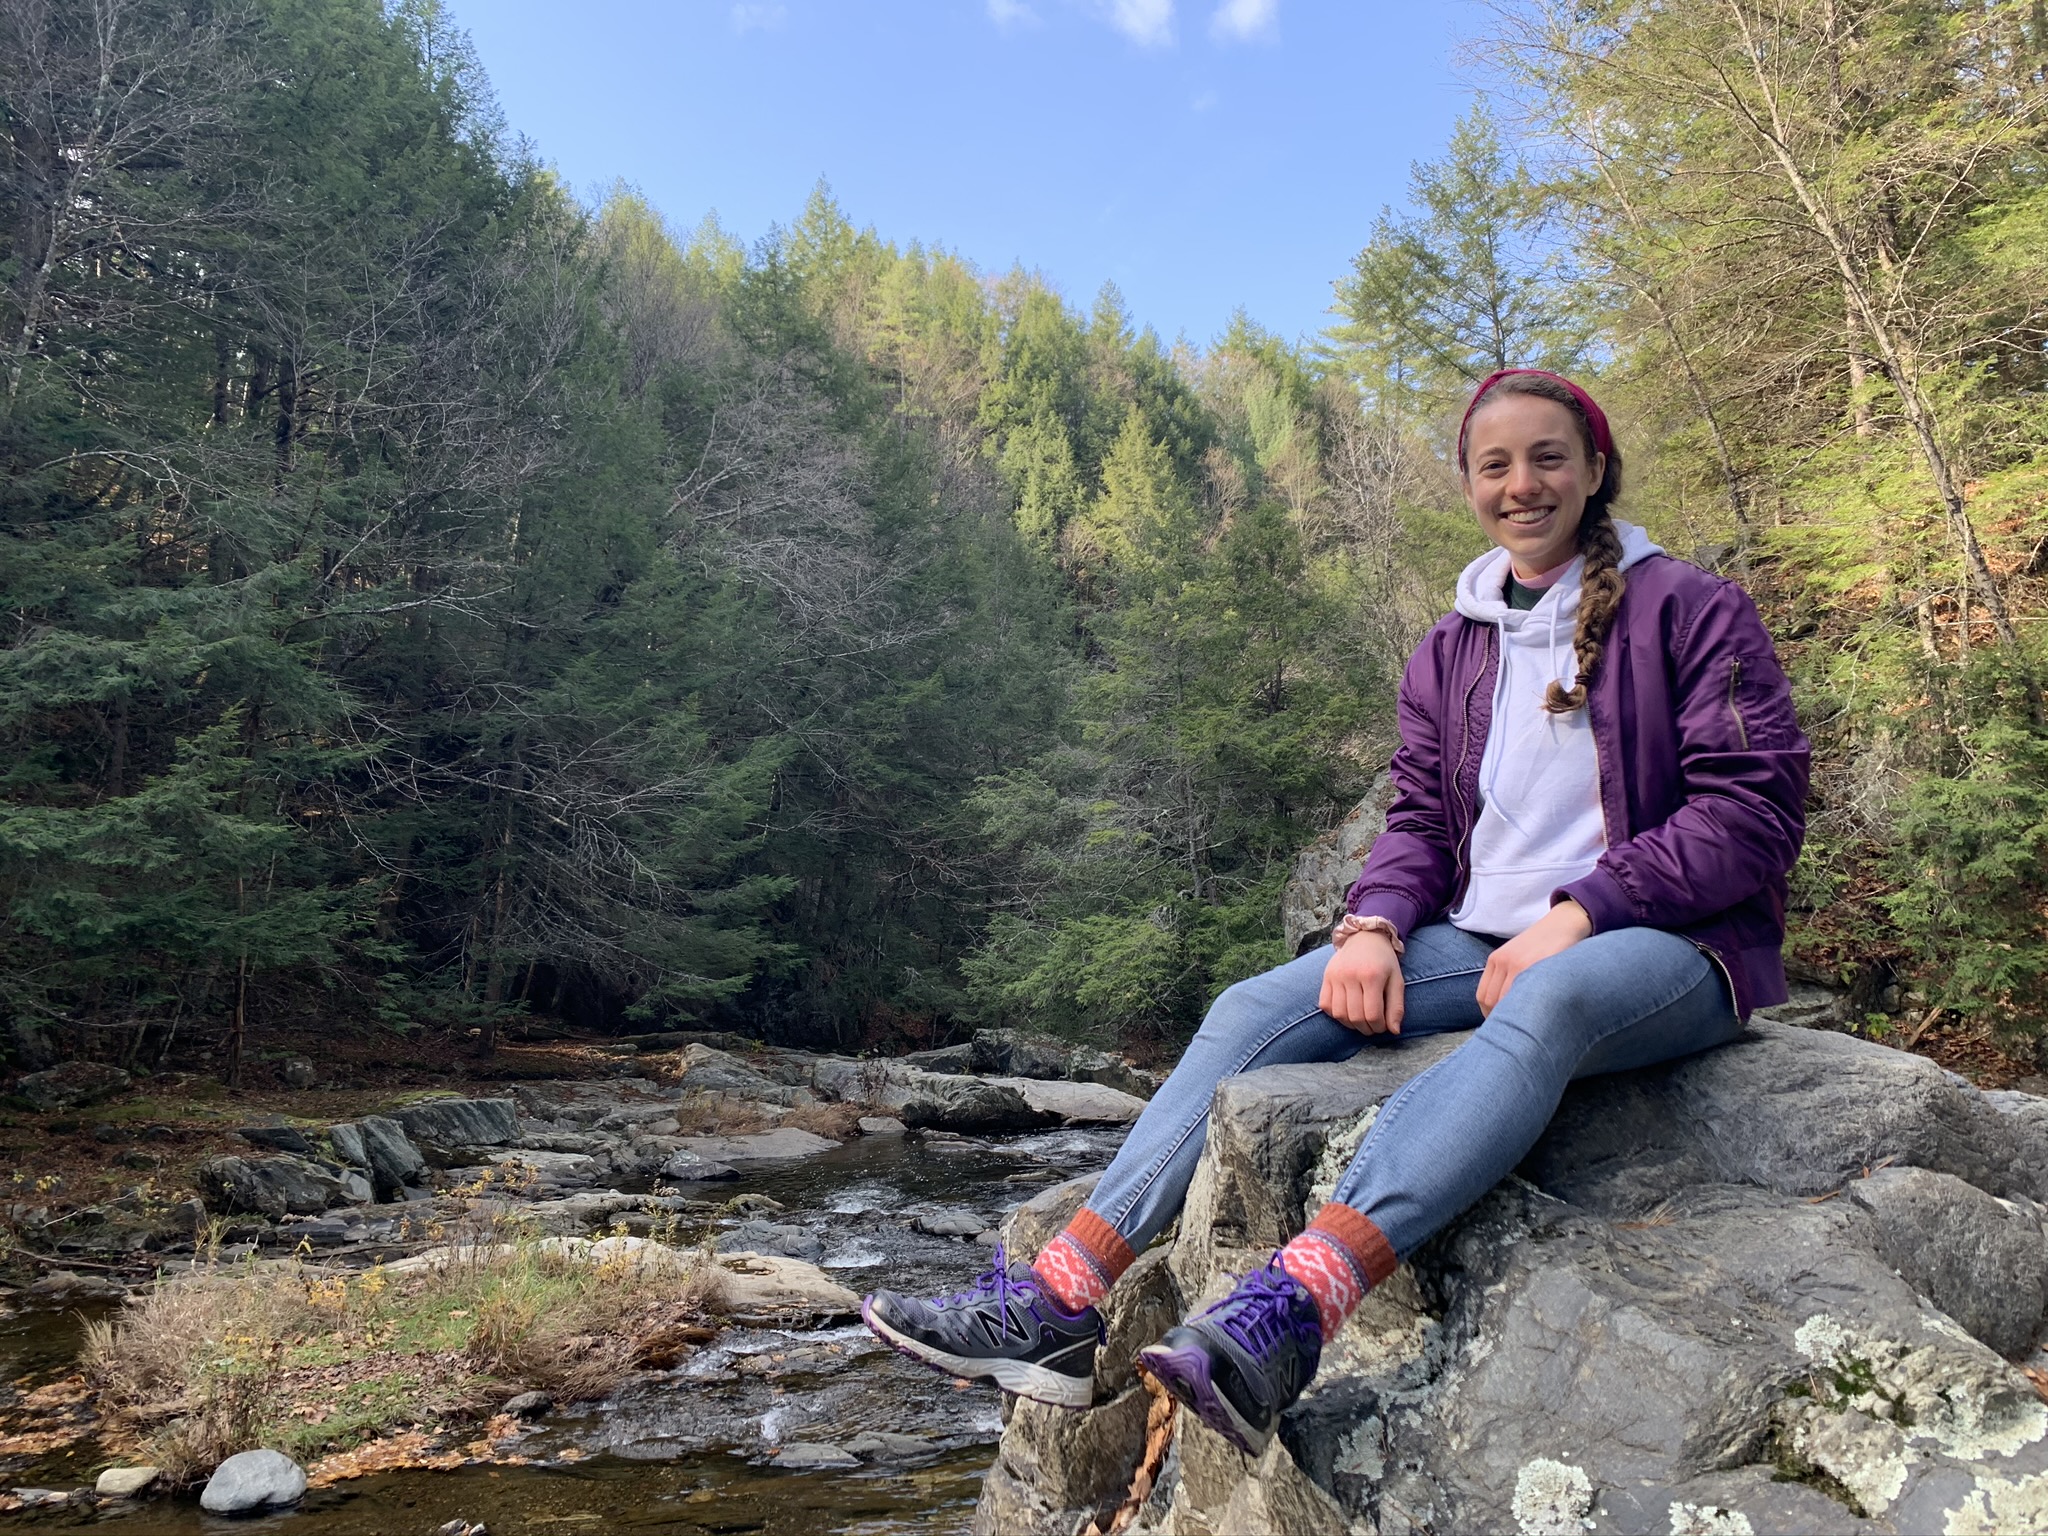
left=4, top=0, right=2045, bottom=1082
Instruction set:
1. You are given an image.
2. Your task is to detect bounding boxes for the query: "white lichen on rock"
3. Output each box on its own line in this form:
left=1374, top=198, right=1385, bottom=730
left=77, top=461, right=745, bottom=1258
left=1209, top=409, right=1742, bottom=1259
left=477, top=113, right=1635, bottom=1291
left=1668, top=1504, right=1754, bottom=1536
left=1796, top=1406, right=1909, bottom=1513
left=1511, top=1458, right=1593, bottom=1536
left=1944, top=1470, right=2048, bottom=1536
left=1793, top=1312, right=1851, bottom=1368
left=1307, top=1105, right=1378, bottom=1210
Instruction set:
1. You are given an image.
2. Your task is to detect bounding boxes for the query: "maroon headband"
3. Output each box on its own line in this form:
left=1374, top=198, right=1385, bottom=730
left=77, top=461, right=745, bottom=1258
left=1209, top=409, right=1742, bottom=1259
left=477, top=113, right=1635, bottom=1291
left=1456, top=368, right=1615, bottom=469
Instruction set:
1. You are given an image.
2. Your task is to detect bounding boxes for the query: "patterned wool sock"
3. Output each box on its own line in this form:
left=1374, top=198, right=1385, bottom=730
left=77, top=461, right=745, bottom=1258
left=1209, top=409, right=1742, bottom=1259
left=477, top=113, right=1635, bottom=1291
left=1031, top=1208, right=1136, bottom=1314
left=1277, top=1202, right=1398, bottom=1339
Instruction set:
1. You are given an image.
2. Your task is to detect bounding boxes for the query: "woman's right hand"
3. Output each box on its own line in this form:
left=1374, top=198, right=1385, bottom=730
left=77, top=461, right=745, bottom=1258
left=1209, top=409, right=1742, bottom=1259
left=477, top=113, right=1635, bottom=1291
left=1318, top=932, right=1405, bottom=1035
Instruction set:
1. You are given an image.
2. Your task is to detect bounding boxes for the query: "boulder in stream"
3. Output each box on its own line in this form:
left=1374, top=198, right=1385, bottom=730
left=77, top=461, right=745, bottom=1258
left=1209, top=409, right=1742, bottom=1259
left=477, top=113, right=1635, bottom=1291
left=985, top=1076, right=1147, bottom=1126
left=896, top=1073, right=1057, bottom=1134
left=199, top=1448, right=306, bottom=1513
left=980, top=1021, right=2048, bottom=1536
left=672, top=1128, right=838, bottom=1163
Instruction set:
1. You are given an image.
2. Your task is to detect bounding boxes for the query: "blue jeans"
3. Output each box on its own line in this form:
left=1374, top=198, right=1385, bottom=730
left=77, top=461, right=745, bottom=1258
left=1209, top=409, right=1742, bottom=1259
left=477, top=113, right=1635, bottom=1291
left=1081, top=924, right=1740, bottom=1263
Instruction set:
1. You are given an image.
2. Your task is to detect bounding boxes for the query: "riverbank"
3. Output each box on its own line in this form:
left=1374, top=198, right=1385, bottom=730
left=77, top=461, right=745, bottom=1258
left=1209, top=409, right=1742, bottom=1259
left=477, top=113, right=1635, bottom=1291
left=0, top=1029, right=1148, bottom=1528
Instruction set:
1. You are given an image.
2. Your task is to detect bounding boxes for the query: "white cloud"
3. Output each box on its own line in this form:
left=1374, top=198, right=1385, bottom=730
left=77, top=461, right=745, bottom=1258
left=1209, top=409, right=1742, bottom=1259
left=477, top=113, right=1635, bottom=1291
left=1099, top=0, right=1175, bottom=48
left=987, top=0, right=1041, bottom=27
left=1190, top=89, right=1218, bottom=112
left=730, top=3, right=787, bottom=34
left=1209, top=0, right=1276, bottom=42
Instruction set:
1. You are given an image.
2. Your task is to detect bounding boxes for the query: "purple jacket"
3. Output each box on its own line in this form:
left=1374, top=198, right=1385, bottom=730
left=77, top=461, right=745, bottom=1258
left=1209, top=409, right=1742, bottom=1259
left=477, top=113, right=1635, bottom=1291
left=1343, top=553, right=1810, bottom=1018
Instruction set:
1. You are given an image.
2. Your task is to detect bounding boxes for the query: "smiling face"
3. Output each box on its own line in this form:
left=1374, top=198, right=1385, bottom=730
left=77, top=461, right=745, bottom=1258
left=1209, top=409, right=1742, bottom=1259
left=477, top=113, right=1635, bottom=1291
left=1460, top=392, right=1607, bottom=579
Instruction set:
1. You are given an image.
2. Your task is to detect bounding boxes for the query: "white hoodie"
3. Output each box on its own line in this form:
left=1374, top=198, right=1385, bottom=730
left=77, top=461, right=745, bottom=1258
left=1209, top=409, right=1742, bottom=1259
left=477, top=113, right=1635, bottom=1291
left=1447, top=520, right=1663, bottom=939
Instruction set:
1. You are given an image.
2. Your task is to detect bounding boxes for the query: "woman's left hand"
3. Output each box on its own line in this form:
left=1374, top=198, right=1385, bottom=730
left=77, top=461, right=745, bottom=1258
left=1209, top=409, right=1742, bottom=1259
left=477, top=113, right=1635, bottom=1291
left=1477, top=899, right=1594, bottom=1017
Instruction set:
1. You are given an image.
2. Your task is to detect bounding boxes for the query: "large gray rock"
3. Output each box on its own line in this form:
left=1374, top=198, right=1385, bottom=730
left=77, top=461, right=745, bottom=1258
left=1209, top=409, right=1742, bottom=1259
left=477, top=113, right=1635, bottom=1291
left=198, top=1448, right=306, bottom=1513
left=1846, top=1165, right=2048, bottom=1359
left=198, top=1155, right=351, bottom=1219
left=1279, top=773, right=1397, bottom=955
left=715, top=1218, right=824, bottom=1263
left=675, top=1043, right=805, bottom=1105
left=896, top=1072, right=1058, bottom=1134
left=672, top=1127, right=837, bottom=1163
left=970, top=1029, right=1073, bottom=1080
left=15, top=1061, right=130, bottom=1113
left=985, top=1076, right=1148, bottom=1126
left=983, top=1021, right=2048, bottom=1536
left=394, top=1097, right=519, bottom=1148
left=353, top=1115, right=426, bottom=1196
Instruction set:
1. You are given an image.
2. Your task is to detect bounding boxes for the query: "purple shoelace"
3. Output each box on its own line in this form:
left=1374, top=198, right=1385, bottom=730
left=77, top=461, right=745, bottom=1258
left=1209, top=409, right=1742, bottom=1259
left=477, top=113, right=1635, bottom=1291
left=1201, top=1262, right=1318, bottom=1359
left=938, top=1241, right=1033, bottom=1339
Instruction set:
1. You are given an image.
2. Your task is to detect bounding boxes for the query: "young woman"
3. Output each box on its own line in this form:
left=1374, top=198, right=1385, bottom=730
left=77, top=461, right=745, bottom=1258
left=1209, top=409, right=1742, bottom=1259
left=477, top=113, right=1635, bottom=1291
left=861, top=369, right=1810, bottom=1454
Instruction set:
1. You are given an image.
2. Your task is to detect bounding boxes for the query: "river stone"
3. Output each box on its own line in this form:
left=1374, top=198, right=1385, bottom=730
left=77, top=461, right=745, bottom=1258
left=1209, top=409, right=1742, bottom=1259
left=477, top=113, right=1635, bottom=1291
left=985, top=1076, right=1147, bottom=1126
left=1008, top=1020, right=2048, bottom=1536
left=354, top=1115, right=426, bottom=1196
left=16, top=1061, right=130, bottom=1113
left=716, top=1219, right=825, bottom=1262
left=774, top=1442, right=860, bottom=1470
left=896, top=1073, right=1058, bottom=1134
left=484, top=1148, right=605, bottom=1187
left=897, top=1043, right=977, bottom=1075
left=94, top=1466, right=160, bottom=1496
left=914, top=1206, right=988, bottom=1237
left=199, top=1448, right=306, bottom=1513
left=198, top=1154, right=350, bottom=1218
left=1846, top=1165, right=2048, bottom=1358
left=970, top=1029, right=1072, bottom=1080
left=858, top=1115, right=907, bottom=1137
left=675, top=1043, right=796, bottom=1103
left=395, top=1097, right=519, bottom=1148
left=501, top=1390, right=552, bottom=1418
left=712, top=1250, right=859, bottom=1321
left=845, top=1431, right=941, bottom=1460
left=660, top=1147, right=740, bottom=1181
left=1279, top=772, right=1396, bottom=955
left=673, top=1128, right=837, bottom=1163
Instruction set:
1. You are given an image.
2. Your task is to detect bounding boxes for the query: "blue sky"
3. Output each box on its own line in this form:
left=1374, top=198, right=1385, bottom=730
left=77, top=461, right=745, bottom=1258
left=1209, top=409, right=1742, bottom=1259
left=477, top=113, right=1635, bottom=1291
left=447, top=1, right=1481, bottom=349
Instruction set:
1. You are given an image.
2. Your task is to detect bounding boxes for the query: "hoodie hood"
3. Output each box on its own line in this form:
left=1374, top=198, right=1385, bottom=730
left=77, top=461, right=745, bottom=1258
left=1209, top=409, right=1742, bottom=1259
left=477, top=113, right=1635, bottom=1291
left=1453, top=518, right=1664, bottom=626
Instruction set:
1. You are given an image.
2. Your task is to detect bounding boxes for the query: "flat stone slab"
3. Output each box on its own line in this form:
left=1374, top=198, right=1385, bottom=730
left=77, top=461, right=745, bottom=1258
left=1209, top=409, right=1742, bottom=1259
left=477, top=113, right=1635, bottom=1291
left=774, top=1442, right=860, bottom=1469
left=94, top=1467, right=159, bottom=1497
left=985, top=1076, right=1147, bottom=1126
left=672, top=1128, right=838, bottom=1163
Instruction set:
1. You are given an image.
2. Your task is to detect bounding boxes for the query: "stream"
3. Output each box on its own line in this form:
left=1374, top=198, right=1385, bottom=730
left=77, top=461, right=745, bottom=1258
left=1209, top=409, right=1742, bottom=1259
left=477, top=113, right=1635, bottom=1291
left=0, top=1128, right=1123, bottom=1535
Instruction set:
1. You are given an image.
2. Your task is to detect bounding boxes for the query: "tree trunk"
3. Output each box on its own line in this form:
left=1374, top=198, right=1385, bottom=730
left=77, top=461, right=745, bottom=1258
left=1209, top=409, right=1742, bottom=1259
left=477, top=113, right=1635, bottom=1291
left=1724, top=0, right=2022, bottom=655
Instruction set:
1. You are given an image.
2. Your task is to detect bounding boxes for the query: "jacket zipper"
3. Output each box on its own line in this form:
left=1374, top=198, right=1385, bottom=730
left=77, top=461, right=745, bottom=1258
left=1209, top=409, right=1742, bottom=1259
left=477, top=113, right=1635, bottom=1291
left=1726, top=658, right=1749, bottom=750
left=1448, top=629, right=1493, bottom=904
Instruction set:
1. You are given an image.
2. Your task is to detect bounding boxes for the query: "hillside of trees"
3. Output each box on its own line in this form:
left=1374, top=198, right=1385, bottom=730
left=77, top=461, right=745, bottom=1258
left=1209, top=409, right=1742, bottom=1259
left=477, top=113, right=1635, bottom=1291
left=2, top=0, right=2042, bottom=1083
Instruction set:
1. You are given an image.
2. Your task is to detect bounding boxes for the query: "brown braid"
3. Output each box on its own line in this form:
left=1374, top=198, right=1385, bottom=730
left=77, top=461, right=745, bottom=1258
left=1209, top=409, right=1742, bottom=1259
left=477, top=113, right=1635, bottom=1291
left=1461, top=373, right=1628, bottom=714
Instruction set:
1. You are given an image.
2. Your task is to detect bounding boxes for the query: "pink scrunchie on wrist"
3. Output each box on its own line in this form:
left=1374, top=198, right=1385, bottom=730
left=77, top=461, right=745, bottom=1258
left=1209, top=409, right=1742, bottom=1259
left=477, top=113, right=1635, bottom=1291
left=1332, top=914, right=1405, bottom=955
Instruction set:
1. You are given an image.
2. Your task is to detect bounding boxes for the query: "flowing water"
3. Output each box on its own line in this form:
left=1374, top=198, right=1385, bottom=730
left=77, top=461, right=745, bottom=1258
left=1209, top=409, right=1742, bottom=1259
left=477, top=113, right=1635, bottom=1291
left=0, top=1128, right=1123, bottom=1535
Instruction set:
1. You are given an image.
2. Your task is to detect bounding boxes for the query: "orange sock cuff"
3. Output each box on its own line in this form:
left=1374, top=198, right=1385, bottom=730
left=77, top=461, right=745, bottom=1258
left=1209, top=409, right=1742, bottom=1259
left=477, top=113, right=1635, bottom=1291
left=1061, top=1208, right=1137, bottom=1282
left=1305, top=1202, right=1397, bottom=1287
left=1030, top=1208, right=1137, bottom=1314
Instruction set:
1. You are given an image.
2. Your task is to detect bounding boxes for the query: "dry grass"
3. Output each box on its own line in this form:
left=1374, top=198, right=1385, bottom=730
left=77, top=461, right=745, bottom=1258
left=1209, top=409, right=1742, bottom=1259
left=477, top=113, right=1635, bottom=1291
left=82, top=1238, right=719, bottom=1485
